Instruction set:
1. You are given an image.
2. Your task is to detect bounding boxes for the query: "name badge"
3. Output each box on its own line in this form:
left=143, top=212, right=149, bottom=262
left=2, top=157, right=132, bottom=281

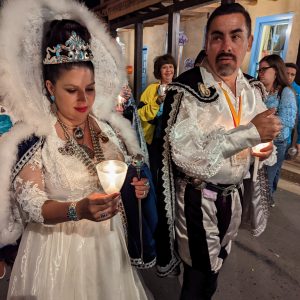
left=202, top=188, right=218, bottom=201
left=231, top=149, right=249, bottom=166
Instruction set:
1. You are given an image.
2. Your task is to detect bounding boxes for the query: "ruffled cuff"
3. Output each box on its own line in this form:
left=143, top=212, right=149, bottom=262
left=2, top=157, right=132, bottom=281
left=259, top=144, right=277, bottom=168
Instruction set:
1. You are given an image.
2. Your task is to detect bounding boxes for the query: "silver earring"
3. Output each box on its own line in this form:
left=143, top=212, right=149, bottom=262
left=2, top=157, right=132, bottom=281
left=50, top=95, right=55, bottom=102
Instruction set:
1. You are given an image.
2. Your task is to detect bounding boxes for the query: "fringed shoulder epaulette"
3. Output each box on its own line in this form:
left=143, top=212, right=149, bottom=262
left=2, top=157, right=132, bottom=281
left=169, top=67, right=218, bottom=103
left=243, top=73, right=267, bottom=101
left=11, top=135, right=45, bottom=181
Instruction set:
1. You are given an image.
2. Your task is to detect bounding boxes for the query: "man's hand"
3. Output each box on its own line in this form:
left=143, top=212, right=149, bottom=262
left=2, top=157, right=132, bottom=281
left=251, top=109, right=282, bottom=142
left=251, top=142, right=273, bottom=161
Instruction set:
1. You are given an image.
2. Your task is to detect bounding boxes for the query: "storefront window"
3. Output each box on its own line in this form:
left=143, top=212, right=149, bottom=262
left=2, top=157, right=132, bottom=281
left=248, top=13, right=294, bottom=77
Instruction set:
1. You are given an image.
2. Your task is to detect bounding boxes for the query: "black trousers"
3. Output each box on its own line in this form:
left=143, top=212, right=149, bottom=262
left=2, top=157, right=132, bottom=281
left=147, top=139, right=161, bottom=187
left=180, top=263, right=219, bottom=300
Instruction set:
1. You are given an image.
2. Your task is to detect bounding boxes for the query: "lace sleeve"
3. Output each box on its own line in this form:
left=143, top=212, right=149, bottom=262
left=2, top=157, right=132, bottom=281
left=12, top=148, right=48, bottom=223
left=169, top=97, right=261, bottom=179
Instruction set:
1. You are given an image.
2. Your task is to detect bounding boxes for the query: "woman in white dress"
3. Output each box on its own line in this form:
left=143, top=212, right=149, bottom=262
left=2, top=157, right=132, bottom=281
left=0, top=0, right=153, bottom=299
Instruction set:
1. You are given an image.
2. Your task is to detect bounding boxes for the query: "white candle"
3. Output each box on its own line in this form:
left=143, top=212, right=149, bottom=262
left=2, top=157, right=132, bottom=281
left=117, top=95, right=124, bottom=110
left=252, top=142, right=271, bottom=182
left=96, top=160, right=128, bottom=230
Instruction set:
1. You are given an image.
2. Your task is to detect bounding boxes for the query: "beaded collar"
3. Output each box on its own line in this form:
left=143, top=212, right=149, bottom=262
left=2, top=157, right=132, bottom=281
left=57, top=115, right=109, bottom=175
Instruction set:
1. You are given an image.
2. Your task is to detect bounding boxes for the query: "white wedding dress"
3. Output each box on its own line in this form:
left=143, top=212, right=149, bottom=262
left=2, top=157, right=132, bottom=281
left=8, top=118, right=148, bottom=300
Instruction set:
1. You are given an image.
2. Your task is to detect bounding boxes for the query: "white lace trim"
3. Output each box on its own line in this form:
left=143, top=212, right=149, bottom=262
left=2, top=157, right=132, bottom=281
left=259, top=144, right=277, bottom=167
left=159, top=91, right=184, bottom=275
left=131, top=257, right=156, bottom=269
left=168, top=82, right=219, bottom=102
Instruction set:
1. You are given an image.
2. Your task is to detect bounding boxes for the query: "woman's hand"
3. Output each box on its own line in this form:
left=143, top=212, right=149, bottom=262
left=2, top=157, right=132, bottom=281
left=156, top=95, right=165, bottom=105
left=77, top=192, right=120, bottom=222
left=131, top=177, right=150, bottom=199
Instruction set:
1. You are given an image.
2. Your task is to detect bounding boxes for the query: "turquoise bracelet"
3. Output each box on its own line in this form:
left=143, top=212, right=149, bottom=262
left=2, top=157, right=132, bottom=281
left=67, top=202, right=79, bottom=221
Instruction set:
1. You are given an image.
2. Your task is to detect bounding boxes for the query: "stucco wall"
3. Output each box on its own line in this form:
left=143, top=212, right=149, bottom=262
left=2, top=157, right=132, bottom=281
left=118, top=0, right=299, bottom=91
left=180, top=14, right=208, bottom=74
left=117, top=29, right=135, bottom=87
left=240, top=0, right=300, bottom=72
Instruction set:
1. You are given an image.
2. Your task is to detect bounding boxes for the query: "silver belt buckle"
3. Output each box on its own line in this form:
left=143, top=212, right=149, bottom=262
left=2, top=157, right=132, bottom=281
left=222, top=184, right=236, bottom=197
left=190, top=178, right=206, bottom=190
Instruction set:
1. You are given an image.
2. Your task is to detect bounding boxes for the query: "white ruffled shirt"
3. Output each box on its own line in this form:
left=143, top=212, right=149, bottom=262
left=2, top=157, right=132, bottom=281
left=169, top=67, right=275, bottom=185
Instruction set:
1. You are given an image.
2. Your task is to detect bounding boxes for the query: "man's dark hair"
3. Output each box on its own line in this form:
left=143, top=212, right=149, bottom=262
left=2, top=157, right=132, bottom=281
left=194, top=50, right=206, bottom=67
left=285, top=62, right=299, bottom=73
left=153, top=54, right=177, bottom=80
left=206, top=3, right=252, bottom=37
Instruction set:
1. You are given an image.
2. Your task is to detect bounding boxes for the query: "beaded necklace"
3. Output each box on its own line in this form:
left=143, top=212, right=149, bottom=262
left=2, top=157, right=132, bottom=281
left=60, top=120, right=86, bottom=140
left=57, top=115, right=109, bottom=175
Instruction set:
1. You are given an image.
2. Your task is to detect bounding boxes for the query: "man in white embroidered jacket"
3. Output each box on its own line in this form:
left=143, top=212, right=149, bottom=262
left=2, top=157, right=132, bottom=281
left=155, top=3, right=282, bottom=299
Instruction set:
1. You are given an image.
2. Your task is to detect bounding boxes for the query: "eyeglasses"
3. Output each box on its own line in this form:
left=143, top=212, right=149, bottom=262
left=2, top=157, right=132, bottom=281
left=257, top=66, right=273, bottom=74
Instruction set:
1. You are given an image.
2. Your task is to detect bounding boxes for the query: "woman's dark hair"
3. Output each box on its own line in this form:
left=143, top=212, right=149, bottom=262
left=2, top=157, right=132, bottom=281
left=43, top=20, right=94, bottom=87
left=206, top=3, right=252, bottom=38
left=153, top=54, right=177, bottom=80
left=259, top=54, right=290, bottom=96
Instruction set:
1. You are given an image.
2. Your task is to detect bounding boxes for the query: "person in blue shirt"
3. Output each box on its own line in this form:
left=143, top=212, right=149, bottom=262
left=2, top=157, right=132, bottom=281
left=285, top=63, right=300, bottom=154
left=258, top=55, right=297, bottom=205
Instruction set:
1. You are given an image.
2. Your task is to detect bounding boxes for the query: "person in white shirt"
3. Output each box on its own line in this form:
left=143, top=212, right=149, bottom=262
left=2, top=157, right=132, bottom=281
left=155, top=3, right=281, bottom=299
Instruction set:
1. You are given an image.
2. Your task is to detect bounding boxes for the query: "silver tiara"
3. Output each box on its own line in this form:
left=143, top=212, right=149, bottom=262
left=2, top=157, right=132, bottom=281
left=43, top=31, right=94, bottom=65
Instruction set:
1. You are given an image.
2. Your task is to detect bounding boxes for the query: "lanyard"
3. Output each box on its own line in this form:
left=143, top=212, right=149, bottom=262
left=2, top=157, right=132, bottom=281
left=220, top=87, right=242, bottom=128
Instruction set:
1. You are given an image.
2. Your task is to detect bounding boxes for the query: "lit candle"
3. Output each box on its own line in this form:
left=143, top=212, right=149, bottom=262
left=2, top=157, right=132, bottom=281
left=117, top=95, right=124, bottom=111
left=158, top=84, right=167, bottom=96
left=96, top=160, right=128, bottom=230
left=252, top=142, right=271, bottom=182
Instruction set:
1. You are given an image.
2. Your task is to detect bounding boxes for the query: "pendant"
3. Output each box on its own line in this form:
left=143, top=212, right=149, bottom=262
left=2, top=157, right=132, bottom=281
left=74, top=127, right=84, bottom=140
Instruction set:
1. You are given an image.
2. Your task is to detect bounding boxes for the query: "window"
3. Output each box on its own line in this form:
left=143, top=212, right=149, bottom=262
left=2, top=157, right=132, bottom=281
left=248, top=13, right=294, bottom=77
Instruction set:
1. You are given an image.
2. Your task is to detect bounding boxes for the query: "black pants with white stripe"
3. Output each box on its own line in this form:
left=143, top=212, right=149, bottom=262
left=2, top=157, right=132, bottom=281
left=179, top=183, right=242, bottom=299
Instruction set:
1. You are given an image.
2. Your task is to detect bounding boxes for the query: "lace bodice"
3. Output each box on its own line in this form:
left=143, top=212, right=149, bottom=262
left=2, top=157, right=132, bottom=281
left=12, top=118, right=126, bottom=224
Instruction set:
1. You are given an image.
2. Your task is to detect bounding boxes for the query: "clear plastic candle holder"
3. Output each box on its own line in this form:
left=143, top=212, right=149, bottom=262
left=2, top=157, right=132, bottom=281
left=96, top=160, right=128, bottom=230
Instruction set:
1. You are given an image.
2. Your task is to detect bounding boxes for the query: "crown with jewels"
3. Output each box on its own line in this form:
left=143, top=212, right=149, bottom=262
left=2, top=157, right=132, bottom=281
left=43, top=31, right=94, bottom=65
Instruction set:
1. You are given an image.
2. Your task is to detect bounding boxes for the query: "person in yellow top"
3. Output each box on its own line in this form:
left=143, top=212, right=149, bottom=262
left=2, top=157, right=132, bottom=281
left=138, top=54, right=176, bottom=185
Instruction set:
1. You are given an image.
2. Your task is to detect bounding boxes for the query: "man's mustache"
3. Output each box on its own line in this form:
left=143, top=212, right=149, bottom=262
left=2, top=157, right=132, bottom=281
left=216, top=53, right=236, bottom=61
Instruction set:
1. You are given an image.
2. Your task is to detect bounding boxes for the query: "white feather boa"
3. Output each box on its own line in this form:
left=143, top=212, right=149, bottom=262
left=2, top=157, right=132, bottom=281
left=0, top=0, right=141, bottom=245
